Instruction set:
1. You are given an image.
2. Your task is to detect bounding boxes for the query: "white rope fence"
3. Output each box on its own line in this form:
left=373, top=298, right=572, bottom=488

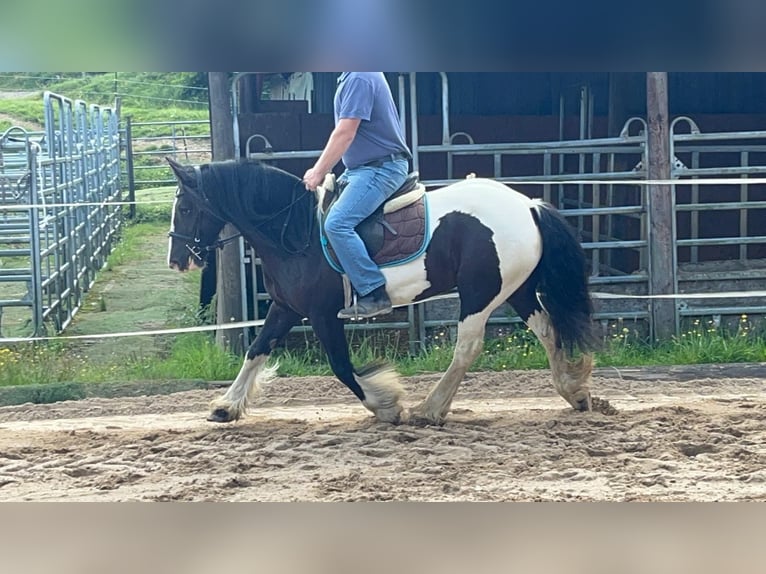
left=2, top=175, right=766, bottom=211
left=2, top=290, right=765, bottom=344
left=0, top=319, right=267, bottom=344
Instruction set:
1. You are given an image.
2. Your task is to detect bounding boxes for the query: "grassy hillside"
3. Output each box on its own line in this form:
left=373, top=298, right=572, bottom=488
left=0, top=73, right=210, bottom=132
left=0, top=72, right=208, bottom=106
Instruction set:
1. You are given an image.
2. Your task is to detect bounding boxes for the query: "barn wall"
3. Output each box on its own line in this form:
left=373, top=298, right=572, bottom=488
left=305, top=72, right=766, bottom=118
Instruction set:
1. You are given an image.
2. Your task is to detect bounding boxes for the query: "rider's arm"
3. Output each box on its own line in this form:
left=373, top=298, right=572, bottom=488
left=303, top=118, right=361, bottom=190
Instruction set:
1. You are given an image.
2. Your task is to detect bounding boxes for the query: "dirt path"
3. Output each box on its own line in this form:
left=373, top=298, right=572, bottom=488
left=66, top=213, right=196, bottom=364
left=0, top=367, right=764, bottom=501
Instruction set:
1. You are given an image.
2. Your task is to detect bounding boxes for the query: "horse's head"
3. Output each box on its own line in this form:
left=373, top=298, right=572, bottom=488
left=166, top=157, right=226, bottom=272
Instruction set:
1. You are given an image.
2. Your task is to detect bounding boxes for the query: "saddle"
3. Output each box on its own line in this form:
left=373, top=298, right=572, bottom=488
left=317, top=172, right=430, bottom=273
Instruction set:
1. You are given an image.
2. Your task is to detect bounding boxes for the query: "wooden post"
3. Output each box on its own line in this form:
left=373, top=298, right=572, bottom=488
left=646, top=72, right=677, bottom=341
left=208, top=72, right=245, bottom=354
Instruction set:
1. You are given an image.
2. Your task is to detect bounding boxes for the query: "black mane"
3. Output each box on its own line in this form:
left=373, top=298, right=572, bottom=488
left=200, top=159, right=318, bottom=254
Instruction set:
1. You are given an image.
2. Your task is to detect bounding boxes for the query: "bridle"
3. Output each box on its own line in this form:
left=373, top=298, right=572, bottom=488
left=167, top=165, right=236, bottom=263
left=168, top=164, right=315, bottom=261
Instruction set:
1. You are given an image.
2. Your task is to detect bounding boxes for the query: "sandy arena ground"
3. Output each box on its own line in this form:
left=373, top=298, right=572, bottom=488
left=0, top=365, right=764, bottom=501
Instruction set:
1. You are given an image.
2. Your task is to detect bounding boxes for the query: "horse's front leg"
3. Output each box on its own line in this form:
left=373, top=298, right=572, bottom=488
left=311, top=316, right=405, bottom=424
left=208, top=303, right=302, bottom=423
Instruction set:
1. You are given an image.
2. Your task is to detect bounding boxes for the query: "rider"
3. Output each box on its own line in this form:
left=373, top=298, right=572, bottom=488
left=303, top=72, right=411, bottom=319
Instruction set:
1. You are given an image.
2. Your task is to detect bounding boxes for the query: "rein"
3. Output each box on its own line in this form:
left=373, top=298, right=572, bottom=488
left=252, top=178, right=314, bottom=256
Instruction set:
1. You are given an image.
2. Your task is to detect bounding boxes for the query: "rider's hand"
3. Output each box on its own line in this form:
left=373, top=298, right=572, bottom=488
left=303, top=167, right=325, bottom=191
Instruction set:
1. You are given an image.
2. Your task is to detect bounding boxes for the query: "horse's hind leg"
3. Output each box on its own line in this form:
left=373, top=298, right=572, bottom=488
left=508, top=280, right=593, bottom=411
left=527, top=310, right=593, bottom=411
left=208, top=303, right=301, bottom=423
left=311, top=316, right=404, bottom=423
left=408, top=311, right=489, bottom=425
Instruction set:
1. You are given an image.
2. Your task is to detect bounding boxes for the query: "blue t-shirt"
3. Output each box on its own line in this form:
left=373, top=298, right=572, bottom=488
left=335, top=72, right=410, bottom=170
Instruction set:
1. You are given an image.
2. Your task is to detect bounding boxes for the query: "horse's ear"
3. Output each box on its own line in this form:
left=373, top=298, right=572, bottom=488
left=166, top=156, right=196, bottom=187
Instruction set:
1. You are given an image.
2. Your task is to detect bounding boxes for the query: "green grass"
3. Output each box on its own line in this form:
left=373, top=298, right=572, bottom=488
left=124, top=332, right=242, bottom=381
left=263, top=315, right=766, bottom=379
left=0, top=73, right=208, bottom=107
left=0, top=343, right=83, bottom=387
left=0, top=97, right=46, bottom=132
left=0, top=97, right=208, bottom=133
left=1, top=307, right=764, bottom=389
left=125, top=106, right=209, bottom=136
left=131, top=186, right=175, bottom=223
left=0, top=73, right=209, bottom=133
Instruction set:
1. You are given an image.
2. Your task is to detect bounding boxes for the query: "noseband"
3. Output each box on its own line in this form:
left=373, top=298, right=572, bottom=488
left=167, top=166, right=236, bottom=262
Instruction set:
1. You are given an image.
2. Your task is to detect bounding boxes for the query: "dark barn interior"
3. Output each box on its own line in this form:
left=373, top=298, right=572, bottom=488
left=235, top=72, right=766, bottom=264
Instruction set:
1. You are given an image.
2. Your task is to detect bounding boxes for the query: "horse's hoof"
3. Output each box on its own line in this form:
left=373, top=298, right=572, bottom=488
left=207, top=408, right=236, bottom=423
left=571, top=393, right=592, bottom=412
left=407, top=415, right=436, bottom=427
left=373, top=405, right=403, bottom=425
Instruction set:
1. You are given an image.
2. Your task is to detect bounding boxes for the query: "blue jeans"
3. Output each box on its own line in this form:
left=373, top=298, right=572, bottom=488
left=324, top=158, right=409, bottom=297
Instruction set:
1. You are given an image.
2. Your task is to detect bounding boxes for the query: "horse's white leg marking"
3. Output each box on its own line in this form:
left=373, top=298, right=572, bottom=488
left=356, top=364, right=405, bottom=423
left=167, top=195, right=179, bottom=270
left=409, top=312, right=487, bottom=424
left=209, top=354, right=278, bottom=421
left=526, top=310, right=593, bottom=410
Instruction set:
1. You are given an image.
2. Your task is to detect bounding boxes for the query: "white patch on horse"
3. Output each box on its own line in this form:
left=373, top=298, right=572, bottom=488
left=382, top=259, right=430, bottom=306
left=209, top=354, right=278, bottom=421
left=382, top=178, right=542, bottom=309
left=446, top=179, right=542, bottom=289
left=167, top=195, right=179, bottom=271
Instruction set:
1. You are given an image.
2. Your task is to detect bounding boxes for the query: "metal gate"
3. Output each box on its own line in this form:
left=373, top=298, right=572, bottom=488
left=670, top=117, right=766, bottom=323
left=242, top=120, right=650, bottom=349
left=226, top=73, right=766, bottom=347
left=0, top=92, right=122, bottom=338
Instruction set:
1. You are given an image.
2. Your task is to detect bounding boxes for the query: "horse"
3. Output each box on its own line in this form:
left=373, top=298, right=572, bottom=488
left=166, top=157, right=596, bottom=426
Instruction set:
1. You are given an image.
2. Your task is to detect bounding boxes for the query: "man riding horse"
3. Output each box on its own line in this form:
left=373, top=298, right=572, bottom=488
left=302, top=72, right=411, bottom=319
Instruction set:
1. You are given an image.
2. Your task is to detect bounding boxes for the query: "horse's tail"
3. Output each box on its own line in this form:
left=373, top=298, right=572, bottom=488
left=530, top=200, right=596, bottom=354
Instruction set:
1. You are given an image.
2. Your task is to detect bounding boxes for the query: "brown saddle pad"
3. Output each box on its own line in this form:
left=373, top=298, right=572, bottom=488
left=320, top=194, right=430, bottom=272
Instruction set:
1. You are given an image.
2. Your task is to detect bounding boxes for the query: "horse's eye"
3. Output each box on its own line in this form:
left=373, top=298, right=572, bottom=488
left=178, top=207, right=192, bottom=216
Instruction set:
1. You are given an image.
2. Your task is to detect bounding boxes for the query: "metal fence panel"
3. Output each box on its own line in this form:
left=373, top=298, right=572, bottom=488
left=0, top=92, right=121, bottom=338
left=245, top=120, right=651, bottom=348
left=670, top=118, right=766, bottom=320
left=126, top=120, right=211, bottom=189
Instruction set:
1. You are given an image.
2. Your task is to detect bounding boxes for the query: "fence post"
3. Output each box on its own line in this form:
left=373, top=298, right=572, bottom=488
left=646, top=72, right=677, bottom=341
left=29, top=144, right=45, bottom=336
left=125, top=115, right=136, bottom=219
left=208, top=72, right=245, bottom=354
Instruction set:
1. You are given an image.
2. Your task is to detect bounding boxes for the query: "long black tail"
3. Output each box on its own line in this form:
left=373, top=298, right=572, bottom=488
left=530, top=201, right=596, bottom=354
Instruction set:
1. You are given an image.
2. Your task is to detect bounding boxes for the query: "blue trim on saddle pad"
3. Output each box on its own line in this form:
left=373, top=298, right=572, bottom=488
left=320, top=194, right=431, bottom=274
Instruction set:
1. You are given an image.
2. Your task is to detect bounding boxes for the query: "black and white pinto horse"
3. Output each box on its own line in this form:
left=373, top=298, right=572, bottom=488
left=166, top=158, right=596, bottom=426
